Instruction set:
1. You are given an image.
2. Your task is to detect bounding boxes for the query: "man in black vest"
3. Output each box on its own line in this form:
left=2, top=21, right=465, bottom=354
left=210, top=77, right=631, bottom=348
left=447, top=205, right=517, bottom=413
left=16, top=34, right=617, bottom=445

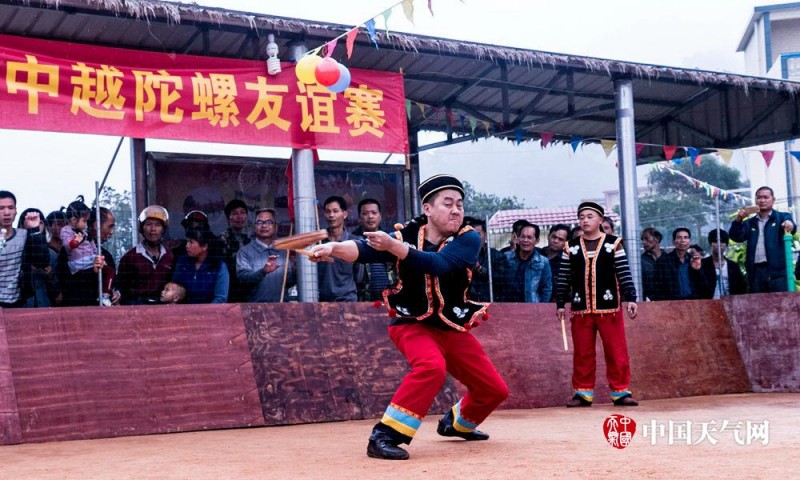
left=555, top=202, right=639, bottom=408
left=310, top=174, right=509, bottom=461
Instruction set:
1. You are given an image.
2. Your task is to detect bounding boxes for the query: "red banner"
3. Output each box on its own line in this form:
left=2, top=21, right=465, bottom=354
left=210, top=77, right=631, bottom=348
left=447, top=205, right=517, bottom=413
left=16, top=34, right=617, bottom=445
left=0, top=34, right=408, bottom=153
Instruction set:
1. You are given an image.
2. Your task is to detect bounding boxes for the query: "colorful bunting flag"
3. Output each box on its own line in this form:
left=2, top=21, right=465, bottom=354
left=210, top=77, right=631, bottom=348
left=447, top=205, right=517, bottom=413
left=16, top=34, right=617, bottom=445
left=402, top=0, right=415, bottom=24
left=687, top=147, right=701, bottom=165
left=324, top=38, right=338, bottom=57
left=601, top=139, right=616, bottom=158
left=760, top=150, right=775, bottom=167
left=365, top=19, right=379, bottom=48
left=791, top=151, right=800, bottom=164
left=539, top=132, right=554, bottom=148
left=717, top=148, right=734, bottom=165
left=469, top=118, right=477, bottom=135
left=635, top=143, right=645, bottom=157
left=515, top=129, right=523, bottom=145
left=405, top=99, right=411, bottom=119
left=663, top=145, right=678, bottom=161
left=570, top=136, right=583, bottom=153
left=415, top=102, right=426, bottom=116
left=382, top=8, right=392, bottom=35
left=345, top=28, right=359, bottom=59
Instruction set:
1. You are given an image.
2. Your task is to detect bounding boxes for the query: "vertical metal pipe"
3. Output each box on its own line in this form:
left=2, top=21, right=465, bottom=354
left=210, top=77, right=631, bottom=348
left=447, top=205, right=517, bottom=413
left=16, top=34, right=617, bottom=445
left=614, top=78, right=643, bottom=299
left=485, top=214, right=494, bottom=303
left=715, top=196, right=724, bottom=299
left=96, top=181, right=103, bottom=307
left=287, top=41, right=319, bottom=302
left=291, top=148, right=320, bottom=302
left=408, top=130, right=421, bottom=217
left=130, top=138, right=147, bottom=247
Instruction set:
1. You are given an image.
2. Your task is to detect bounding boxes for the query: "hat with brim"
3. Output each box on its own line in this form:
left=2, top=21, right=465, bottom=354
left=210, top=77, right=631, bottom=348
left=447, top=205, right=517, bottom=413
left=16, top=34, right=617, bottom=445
left=418, top=174, right=465, bottom=204
left=577, top=201, right=604, bottom=218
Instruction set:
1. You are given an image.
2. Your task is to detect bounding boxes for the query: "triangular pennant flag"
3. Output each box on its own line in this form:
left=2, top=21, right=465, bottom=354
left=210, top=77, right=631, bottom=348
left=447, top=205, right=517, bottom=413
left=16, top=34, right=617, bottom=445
left=382, top=8, right=392, bottom=35
left=405, top=99, right=411, bottom=119
left=790, top=151, right=800, bottom=164
left=601, top=139, right=616, bottom=158
left=482, top=121, right=491, bottom=136
left=415, top=102, right=426, bottom=116
left=428, top=0, right=434, bottom=16
left=717, top=148, right=734, bottom=165
left=469, top=118, right=477, bottom=135
left=687, top=147, right=701, bottom=165
left=663, top=145, right=678, bottom=161
left=515, top=129, right=523, bottom=145
left=401, top=0, right=415, bottom=24
left=635, top=143, right=645, bottom=157
left=365, top=19, right=379, bottom=48
left=459, top=114, right=466, bottom=132
left=540, top=131, right=554, bottom=148
left=760, top=150, right=775, bottom=167
left=324, top=38, right=338, bottom=57
left=345, top=28, right=359, bottom=59
left=570, top=136, right=583, bottom=153
left=673, top=157, right=682, bottom=165
left=446, top=109, right=455, bottom=127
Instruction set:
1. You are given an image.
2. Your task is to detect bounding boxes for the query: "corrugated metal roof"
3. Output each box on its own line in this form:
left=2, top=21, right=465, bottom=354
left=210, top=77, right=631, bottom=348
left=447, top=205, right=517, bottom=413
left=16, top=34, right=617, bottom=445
left=488, top=207, right=619, bottom=232
left=1, top=0, right=799, bottom=157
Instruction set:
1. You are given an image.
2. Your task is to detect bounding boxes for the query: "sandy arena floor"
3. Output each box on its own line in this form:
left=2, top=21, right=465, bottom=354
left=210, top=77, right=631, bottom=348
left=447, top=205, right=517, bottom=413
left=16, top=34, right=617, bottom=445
left=1, top=393, right=797, bottom=479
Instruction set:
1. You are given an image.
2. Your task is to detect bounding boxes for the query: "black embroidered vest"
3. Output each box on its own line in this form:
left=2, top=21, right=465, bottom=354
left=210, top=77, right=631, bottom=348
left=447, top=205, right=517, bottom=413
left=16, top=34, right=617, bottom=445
left=565, top=234, right=622, bottom=314
left=383, top=217, right=487, bottom=331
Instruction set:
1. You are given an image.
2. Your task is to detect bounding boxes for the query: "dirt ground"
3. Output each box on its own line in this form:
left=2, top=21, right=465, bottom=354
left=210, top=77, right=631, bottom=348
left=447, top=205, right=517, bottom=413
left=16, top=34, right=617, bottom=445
left=1, top=393, right=797, bottom=479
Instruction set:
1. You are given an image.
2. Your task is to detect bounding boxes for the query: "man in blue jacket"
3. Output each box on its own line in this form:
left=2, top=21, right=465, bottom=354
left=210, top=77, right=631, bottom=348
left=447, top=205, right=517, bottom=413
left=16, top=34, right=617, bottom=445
left=729, top=186, right=796, bottom=293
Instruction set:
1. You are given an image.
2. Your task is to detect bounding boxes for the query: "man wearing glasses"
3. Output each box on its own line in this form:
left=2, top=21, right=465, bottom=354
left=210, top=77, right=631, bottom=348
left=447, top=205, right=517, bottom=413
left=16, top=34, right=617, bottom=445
left=235, top=208, right=295, bottom=302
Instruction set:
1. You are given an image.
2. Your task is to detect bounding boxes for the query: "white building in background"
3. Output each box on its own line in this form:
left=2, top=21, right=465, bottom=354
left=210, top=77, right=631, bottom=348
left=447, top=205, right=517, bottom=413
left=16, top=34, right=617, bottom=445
left=737, top=2, right=800, bottom=216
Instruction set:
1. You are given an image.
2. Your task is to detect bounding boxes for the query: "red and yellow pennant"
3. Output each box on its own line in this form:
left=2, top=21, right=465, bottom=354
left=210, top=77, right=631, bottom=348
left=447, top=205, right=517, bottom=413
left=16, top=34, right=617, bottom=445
left=0, top=34, right=408, bottom=153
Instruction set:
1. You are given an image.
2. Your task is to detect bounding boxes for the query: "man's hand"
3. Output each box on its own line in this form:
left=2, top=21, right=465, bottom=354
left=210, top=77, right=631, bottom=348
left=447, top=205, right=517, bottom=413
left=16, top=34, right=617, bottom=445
left=92, top=255, right=106, bottom=273
left=626, top=302, right=638, bottom=319
left=263, top=255, right=279, bottom=273
left=782, top=220, right=795, bottom=233
left=309, top=243, right=335, bottom=263
left=690, top=252, right=702, bottom=270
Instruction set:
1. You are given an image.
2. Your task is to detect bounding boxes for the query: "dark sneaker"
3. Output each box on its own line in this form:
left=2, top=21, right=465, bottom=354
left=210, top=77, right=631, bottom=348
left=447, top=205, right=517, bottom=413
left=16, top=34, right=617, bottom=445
left=367, top=431, right=409, bottom=460
left=612, top=394, right=639, bottom=407
left=437, top=409, right=490, bottom=441
left=566, top=394, right=593, bottom=408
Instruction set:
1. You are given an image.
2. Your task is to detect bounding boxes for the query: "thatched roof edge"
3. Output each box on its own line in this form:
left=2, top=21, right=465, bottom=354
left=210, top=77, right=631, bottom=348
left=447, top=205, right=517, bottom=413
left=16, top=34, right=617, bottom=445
left=16, top=0, right=800, bottom=96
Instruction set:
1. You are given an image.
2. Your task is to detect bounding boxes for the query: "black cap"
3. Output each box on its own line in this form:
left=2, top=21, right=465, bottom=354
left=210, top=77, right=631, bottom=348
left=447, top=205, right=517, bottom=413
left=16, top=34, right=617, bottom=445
left=418, top=174, right=464, bottom=204
left=577, top=201, right=604, bottom=218
left=708, top=229, right=729, bottom=244
left=224, top=199, right=248, bottom=218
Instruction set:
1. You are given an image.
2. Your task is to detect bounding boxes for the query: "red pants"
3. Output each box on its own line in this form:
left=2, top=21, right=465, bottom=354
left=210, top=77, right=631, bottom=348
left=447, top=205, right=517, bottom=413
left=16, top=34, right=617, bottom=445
left=571, top=311, right=631, bottom=401
left=380, top=322, right=508, bottom=441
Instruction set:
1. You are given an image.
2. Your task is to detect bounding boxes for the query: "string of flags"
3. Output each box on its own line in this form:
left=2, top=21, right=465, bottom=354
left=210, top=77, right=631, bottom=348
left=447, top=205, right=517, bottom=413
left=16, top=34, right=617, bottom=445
left=402, top=98, right=800, bottom=167
left=294, top=0, right=439, bottom=90
left=652, top=163, right=752, bottom=204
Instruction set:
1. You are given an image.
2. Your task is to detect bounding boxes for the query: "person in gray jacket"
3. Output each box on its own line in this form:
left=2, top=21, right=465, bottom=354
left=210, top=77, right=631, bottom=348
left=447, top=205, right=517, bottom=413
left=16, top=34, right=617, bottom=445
left=236, top=208, right=295, bottom=302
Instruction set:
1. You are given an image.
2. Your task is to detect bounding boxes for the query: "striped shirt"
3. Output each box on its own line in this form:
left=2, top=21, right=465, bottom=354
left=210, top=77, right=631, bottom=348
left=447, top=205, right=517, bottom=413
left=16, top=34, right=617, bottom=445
left=0, top=228, right=26, bottom=304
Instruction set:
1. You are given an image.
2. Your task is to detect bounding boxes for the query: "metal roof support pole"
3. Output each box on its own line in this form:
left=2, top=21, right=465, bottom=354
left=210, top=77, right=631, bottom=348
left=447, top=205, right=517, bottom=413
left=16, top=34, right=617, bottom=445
left=130, top=138, right=147, bottom=248
left=407, top=129, right=421, bottom=218
left=288, top=41, right=319, bottom=302
left=614, top=78, right=643, bottom=299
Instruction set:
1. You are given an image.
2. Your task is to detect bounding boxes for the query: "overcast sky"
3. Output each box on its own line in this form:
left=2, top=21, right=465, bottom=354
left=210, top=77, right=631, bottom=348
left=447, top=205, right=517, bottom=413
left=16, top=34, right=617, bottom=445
left=1, top=0, right=768, bottom=215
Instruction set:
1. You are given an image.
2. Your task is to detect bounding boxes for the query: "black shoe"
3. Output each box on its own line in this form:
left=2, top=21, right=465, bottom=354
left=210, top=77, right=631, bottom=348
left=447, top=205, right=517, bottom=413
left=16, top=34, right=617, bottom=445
left=367, top=431, right=409, bottom=460
left=437, top=409, right=490, bottom=441
left=612, top=394, right=639, bottom=407
left=566, top=394, right=593, bottom=408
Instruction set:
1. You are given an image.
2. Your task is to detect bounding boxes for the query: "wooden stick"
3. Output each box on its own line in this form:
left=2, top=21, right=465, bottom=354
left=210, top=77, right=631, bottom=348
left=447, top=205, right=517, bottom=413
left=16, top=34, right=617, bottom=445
left=560, top=317, right=569, bottom=351
left=273, top=229, right=328, bottom=250
left=279, top=222, right=294, bottom=303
